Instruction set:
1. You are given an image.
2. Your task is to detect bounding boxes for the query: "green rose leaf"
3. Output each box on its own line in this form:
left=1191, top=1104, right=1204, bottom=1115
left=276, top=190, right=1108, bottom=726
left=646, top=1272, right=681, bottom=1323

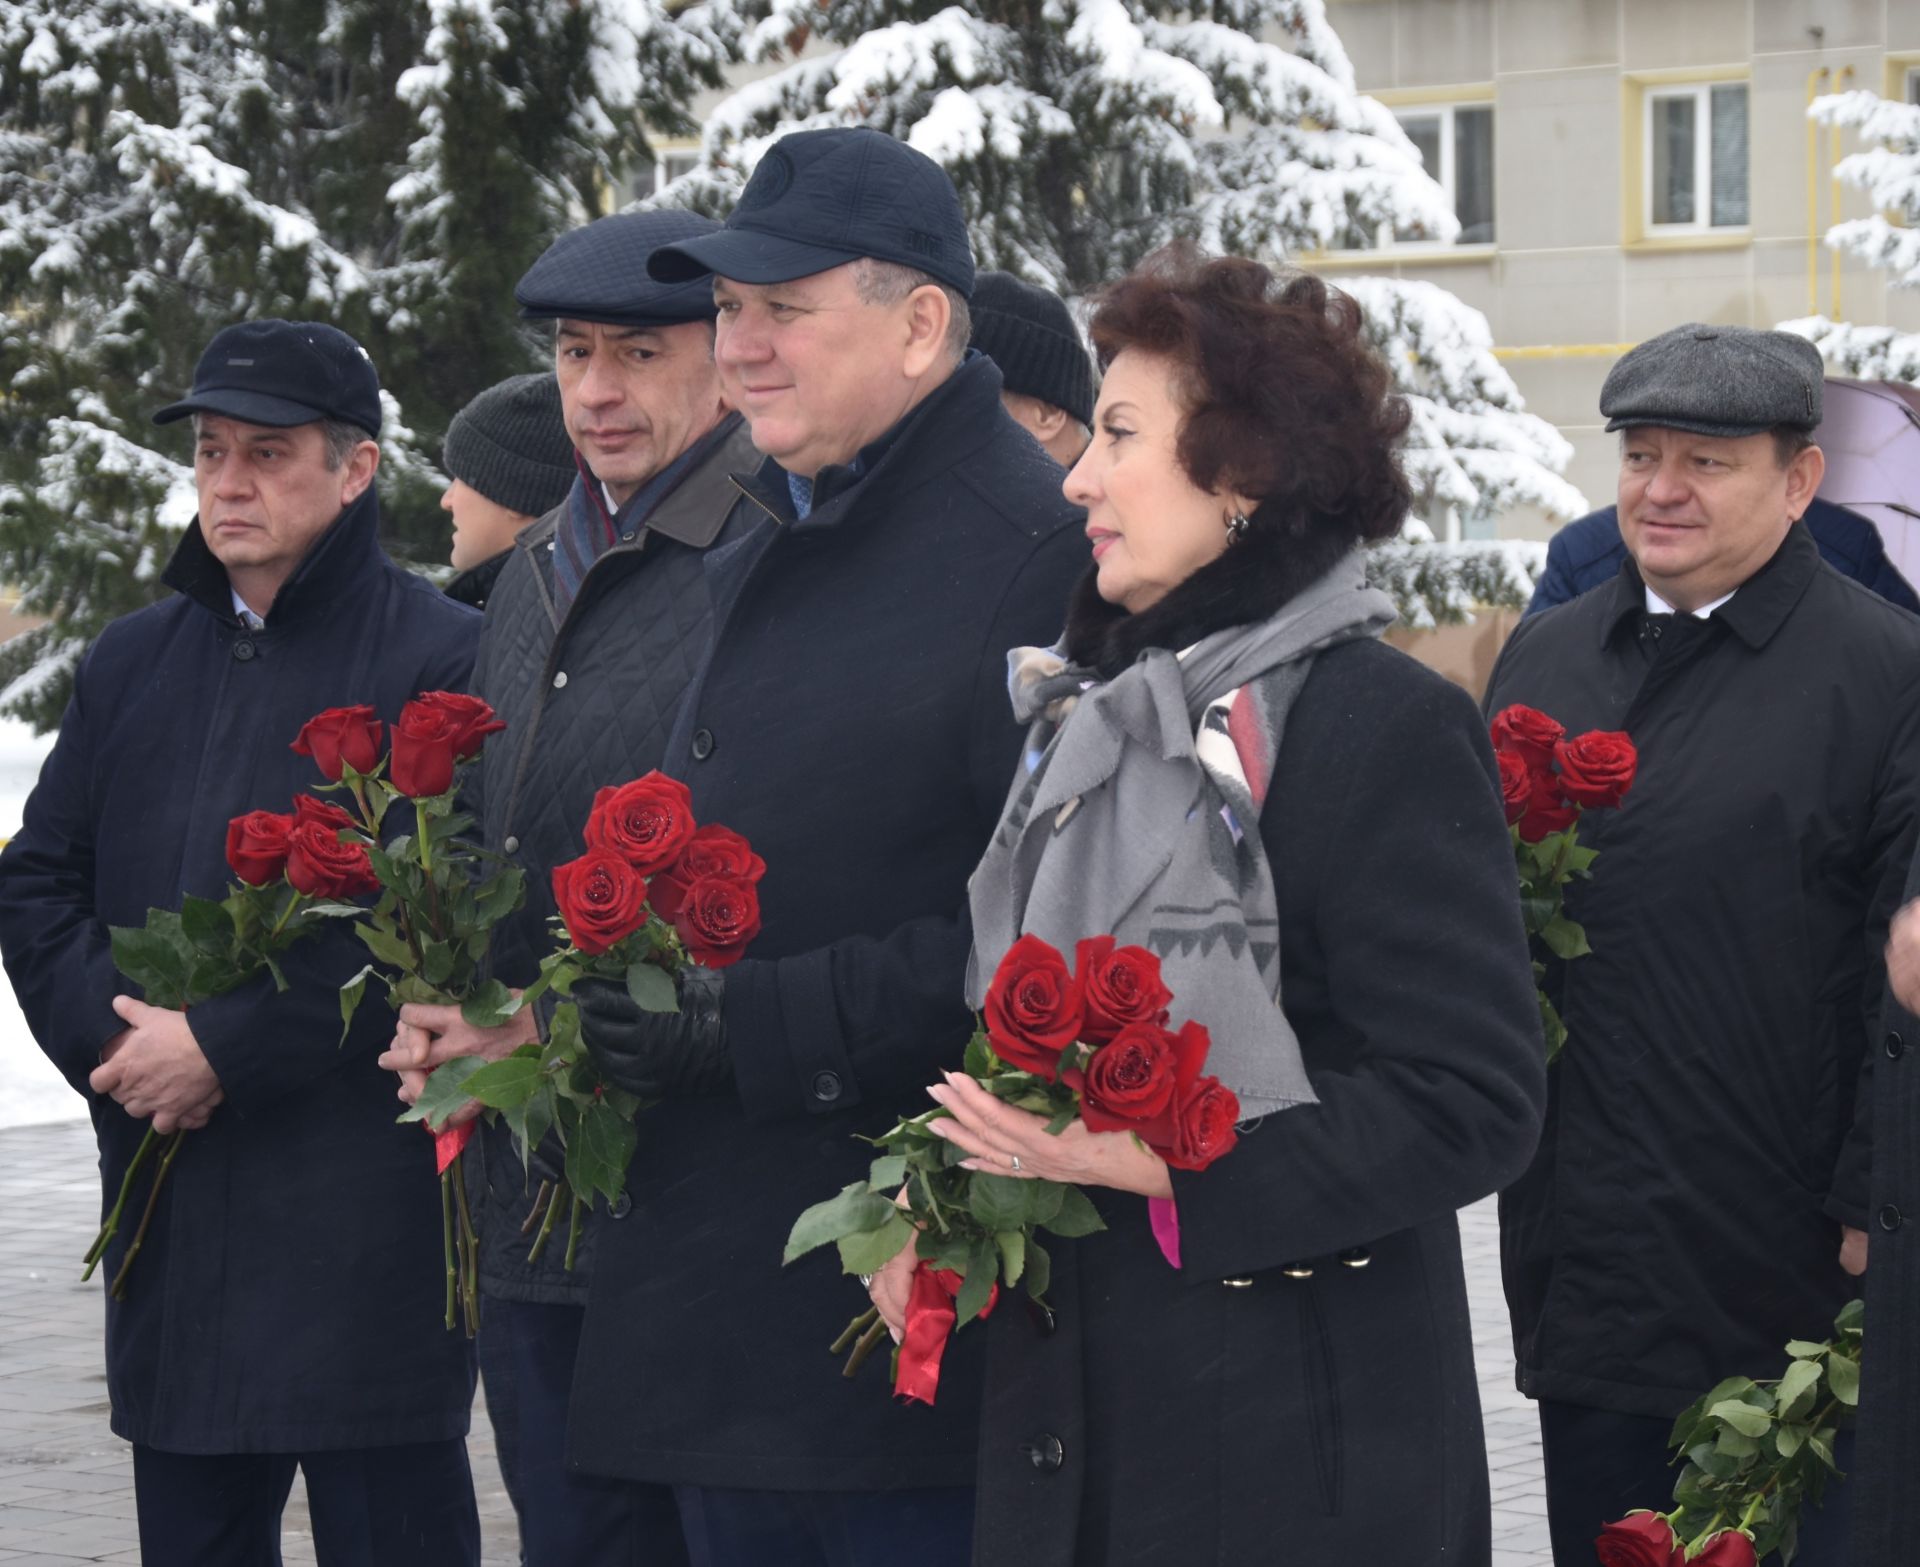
left=564, top=1098, right=638, bottom=1209
left=460, top=978, right=521, bottom=1029
left=868, top=1154, right=908, bottom=1190
left=995, top=1228, right=1026, bottom=1288
left=953, top=1235, right=998, bottom=1327
left=836, top=1212, right=915, bottom=1275
left=1708, top=1398, right=1773, bottom=1439
left=1774, top=1357, right=1822, bottom=1422
left=460, top=1048, right=546, bottom=1111
left=400, top=1054, right=489, bottom=1128
left=1826, top=1347, right=1860, bottom=1407
left=784, top=1183, right=900, bottom=1263
left=626, top=961, right=679, bottom=1014
left=1039, top=1183, right=1105, bottom=1239
left=179, top=894, right=236, bottom=956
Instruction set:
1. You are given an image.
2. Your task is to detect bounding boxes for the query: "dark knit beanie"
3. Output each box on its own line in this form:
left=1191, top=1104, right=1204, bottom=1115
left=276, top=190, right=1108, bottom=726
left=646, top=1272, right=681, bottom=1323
left=968, top=271, right=1095, bottom=430
left=443, top=372, right=576, bottom=518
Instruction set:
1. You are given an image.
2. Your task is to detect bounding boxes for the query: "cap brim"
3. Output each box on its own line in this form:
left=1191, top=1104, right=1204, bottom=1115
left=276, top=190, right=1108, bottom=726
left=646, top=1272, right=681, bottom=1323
left=152, top=389, right=327, bottom=428
left=647, top=228, right=865, bottom=286
left=1603, top=414, right=1780, bottom=439
left=515, top=304, right=714, bottom=329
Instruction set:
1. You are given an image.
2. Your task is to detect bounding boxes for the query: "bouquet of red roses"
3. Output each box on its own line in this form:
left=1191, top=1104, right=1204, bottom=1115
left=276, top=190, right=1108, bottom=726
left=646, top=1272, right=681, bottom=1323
left=1489, top=703, right=1638, bottom=1063
left=784, top=933, right=1239, bottom=1405
left=408, top=771, right=764, bottom=1270
left=93, top=792, right=381, bottom=1296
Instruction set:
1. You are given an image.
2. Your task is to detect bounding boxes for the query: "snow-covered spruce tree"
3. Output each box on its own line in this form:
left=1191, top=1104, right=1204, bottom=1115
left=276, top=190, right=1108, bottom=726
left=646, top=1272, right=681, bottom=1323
left=666, top=0, right=1583, bottom=624
left=0, top=0, right=726, bottom=730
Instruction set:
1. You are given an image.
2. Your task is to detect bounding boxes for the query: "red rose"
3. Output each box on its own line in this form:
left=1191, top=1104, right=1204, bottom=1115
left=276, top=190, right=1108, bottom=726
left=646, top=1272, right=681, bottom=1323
left=651, top=824, right=766, bottom=921
left=1690, top=1530, right=1756, bottom=1567
left=1495, top=748, right=1534, bottom=827
left=982, top=934, right=1085, bottom=1080
left=410, top=690, right=506, bottom=761
left=1515, top=771, right=1578, bottom=842
left=1079, top=1022, right=1182, bottom=1132
left=1160, top=1072, right=1241, bottom=1172
left=389, top=698, right=463, bottom=799
left=284, top=818, right=379, bottom=898
left=291, top=794, right=358, bottom=834
left=225, top=810, right=295, bottom=885
left=672, top=874, right=762, bottom=968
left=585, top=773, right=696, bottom=876
left=1489, top=704, right=1565, bottom=770
left=1074, top=936, right=1173, bottom=1045
left=1554, top=730, right=1637, bottom=811
left=1594, top=1513, right=1683, bottom=1567
left=552, top=849, right=650, bottom=957
left=290, top=705, right=382, bottom=781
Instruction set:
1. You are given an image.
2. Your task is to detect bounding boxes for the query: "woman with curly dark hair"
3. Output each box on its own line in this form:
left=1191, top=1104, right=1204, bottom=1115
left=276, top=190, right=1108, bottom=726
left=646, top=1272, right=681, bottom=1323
left=867, top=244, right=1546, bottom=1563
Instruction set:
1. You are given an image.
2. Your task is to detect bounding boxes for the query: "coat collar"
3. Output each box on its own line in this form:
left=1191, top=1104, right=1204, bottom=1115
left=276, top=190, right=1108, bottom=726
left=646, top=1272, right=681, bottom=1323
left=161, top=486, right=384, bottom=626
left=1598, top=521, right=1819, bottom=652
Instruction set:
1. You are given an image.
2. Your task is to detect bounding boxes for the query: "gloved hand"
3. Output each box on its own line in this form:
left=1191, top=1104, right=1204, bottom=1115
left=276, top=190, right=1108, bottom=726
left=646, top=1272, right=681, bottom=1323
left=573, top=964, right=732, bottom=1100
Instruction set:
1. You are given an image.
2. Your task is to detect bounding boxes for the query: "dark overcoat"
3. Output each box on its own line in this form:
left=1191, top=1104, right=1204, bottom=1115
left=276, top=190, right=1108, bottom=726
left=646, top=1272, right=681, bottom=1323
left=462, top=415, right=764, bottom=1303
left=0, top=491, right=481, bottom=1452
left=1484, top=524, right=1920, bottom=1420
left=566, top=354, right=1088, bottom=1491
left=970, top=637, right=1546, bottom=1565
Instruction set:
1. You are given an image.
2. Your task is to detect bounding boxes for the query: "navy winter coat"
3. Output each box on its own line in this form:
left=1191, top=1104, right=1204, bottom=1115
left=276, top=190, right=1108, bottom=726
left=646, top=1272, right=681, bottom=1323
left=0, top=492, right=482, bottom=1453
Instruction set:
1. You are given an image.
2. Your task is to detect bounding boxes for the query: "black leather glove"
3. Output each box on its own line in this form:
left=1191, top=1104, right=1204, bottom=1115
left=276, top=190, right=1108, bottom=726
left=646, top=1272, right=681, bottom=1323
left=573, top=964, right=731, bottom=1099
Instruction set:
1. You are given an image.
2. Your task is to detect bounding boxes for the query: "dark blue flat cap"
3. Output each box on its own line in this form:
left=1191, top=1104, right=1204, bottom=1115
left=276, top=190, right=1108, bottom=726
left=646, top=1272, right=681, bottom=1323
left=517, top=209, right=723, bottom=328
left=648, top=128, right=974, bottom=298
left=1602, top=324, right=1824, bottom=438
left=153, top=319, right=382, bottom=434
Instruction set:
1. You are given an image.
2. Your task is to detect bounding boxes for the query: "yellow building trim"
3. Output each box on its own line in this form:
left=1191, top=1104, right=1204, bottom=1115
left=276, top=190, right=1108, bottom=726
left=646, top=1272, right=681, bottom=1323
left=1883, top=53, right=1920, bottom=104
left=1622, top=232, right=1752, bottom=254
left=1296, top=244, right=1497, bottom=271
left=1369, top=83, right=1495, bottom=108
left=1492, top=344, right=1635, bottom=361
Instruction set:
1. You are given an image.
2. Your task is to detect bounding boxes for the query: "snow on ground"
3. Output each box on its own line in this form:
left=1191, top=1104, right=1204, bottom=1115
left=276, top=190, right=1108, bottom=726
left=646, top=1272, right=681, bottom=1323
left=0, top=717, right=84, bottom=1129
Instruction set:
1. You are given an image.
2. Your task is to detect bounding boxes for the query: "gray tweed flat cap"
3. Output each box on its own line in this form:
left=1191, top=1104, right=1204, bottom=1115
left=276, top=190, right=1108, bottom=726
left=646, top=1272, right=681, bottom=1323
left=1601, top=324, right=1824, bottom=437
left=516, top=210, right=721, bottom=328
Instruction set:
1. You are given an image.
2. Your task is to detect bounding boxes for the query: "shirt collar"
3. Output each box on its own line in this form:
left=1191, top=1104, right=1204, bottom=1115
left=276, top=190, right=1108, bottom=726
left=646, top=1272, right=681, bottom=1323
left=1644, top=585, right=1732, bottom=619
left=229, top=586, right=265, bottom=629
left=1598, top=523, right=1820, bottom=651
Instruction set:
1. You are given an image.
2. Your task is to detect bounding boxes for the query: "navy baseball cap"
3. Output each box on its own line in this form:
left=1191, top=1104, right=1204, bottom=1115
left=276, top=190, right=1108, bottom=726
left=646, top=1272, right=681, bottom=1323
left=648, top=127, right=975, bottom=298
left=516, top=209, right=723, bottom=328
left=153, top=319, right=382, bottom=434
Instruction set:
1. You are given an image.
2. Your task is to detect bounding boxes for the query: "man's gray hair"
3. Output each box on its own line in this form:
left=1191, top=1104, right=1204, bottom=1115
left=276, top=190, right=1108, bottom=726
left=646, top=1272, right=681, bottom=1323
left=191, top=412, right=375, bottom=472
left=853, top=259, right=971, bottom=362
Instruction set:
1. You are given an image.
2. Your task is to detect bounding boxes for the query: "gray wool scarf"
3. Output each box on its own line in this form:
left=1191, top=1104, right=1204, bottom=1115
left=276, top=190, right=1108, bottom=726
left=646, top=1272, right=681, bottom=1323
left=966, top=550, right=1396, bottom=1117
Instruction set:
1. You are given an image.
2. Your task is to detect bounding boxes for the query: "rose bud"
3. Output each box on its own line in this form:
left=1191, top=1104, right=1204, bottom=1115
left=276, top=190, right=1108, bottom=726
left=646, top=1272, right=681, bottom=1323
left=1496, top=748, right=1534, bottom=827
left=651, top=824, right=765, bottom=921
left=291, top=794, right=358, bottom=834
left=1074, top=936, right=1173, bottom=1045
left=285, top=819, right=380, bottom=899
left=1160, top=1073, right=1241, bottom=1172
left=290, top=705, right=383, bottom=781
left=1079, top=1021, right=1181, bottom=1133
left=585, top=772, right=697, bottom=876
left=389, top=698, right=464, bottom=799
left=983, top=934, right=1085, bottom=1080
left=410, top=690, right=506, bottom=761
left=552, top=849, right=651, bottom=957
left=671, top=874, right=763, bottom=968
left=1489, top=703, right=1565, bottom=769
left=1553, top=730, right=1638, bottom=811
left=1594, top=1513, right=1684, bottom=1567
left=225, top=810, right=295, bottom=886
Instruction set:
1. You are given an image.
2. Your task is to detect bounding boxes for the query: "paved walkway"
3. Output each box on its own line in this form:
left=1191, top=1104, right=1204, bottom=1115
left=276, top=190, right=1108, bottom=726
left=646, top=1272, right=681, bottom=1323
left=0, top=1119, right=1551, bottom=1564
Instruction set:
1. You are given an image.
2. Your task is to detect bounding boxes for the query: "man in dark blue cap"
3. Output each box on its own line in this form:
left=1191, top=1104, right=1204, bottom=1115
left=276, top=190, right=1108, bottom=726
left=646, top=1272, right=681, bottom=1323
left=516, top=125, right=1086, bottom=1567
left=1485, top=323, right=1920, bottom=1563
left=0, top=320, right=483, bottom=1565
left=375, top=208, right=760, bottom=1566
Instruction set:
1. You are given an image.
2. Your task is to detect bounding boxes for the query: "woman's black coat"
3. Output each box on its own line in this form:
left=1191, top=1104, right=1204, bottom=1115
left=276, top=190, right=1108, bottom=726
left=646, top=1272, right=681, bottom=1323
left=971, top=635, right=1546, bottom=1565
left=0, top=495, right=481, bottom=1452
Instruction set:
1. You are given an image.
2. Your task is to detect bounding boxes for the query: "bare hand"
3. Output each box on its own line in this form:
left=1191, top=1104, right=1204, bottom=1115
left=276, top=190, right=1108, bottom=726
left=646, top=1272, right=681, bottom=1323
left=376, top=999, right=537, bottom=1127
left=1888, top=899, right=1920, bottom=1016
left=92, top=997, right=222, bottom=1133
left=926, top=1070, right=1173, bottom=1199
left=869, top=1237, right=917, bottom=1343
left=1840, top=1225, right=1869, bottom=1277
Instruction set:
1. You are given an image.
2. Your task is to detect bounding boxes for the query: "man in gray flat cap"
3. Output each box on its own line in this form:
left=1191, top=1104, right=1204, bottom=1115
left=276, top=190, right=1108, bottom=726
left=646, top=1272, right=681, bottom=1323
left=1485, top=323, right=1920, bottom=1562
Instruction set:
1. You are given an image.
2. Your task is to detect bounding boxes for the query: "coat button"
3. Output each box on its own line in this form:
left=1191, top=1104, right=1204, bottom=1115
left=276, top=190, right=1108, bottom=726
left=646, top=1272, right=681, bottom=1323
left=1881, top=1204, right=1904, bottom=1232
left=552, top=671, right=568, bottom=689
left=1020, top=1434, right=1064, bottom=1473
left=1337, top=1246, right=1372, bottom=1269
left=1280, top=1262, right=1314, bottom=1279
left=503, top=836, right=519, bottom=855
left=810, top=1070, right=842, bottom=1103
left=691, top=728, right=715, bottom=760
left=1221, top=1276, right=1254, bottom=1289
left=1887, top=1029, right=1905, bottom=1061
left=621, top=530, right=636, bottom=542
left=233, top=638, right=256, bottom=661
left=610, top=1192, right=632, bottom=1219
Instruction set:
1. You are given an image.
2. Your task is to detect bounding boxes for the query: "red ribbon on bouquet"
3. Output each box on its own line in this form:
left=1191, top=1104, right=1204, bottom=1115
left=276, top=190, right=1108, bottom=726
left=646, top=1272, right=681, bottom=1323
left=434, top=1120, right=475, bottom=1175
left=893, top=1262, right=998, bottom=1407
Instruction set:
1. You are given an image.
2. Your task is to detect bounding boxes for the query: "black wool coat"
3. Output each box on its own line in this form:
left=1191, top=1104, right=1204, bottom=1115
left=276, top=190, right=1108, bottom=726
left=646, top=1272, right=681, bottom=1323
left=970, top=637, right=1546, bottom=1566
left=566, top=354, right=1088, bottom=1491
left=1484, top=524, right=1920, bottom=1420
left=462, top=415, right=764, bottom=1304
left=0, top=492, right=482, bottom=1453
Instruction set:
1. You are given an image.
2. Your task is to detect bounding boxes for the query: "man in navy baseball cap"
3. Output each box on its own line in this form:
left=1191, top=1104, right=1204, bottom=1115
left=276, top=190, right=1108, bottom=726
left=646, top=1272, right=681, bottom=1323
left=154, top=317, right=383, bottom=435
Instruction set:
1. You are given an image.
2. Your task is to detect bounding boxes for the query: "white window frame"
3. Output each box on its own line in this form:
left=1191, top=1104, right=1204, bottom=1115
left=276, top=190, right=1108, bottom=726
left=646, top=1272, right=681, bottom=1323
left=1339, top=101, right=1495, bottom=253
left=1643, top=82, right=1748, bottom=235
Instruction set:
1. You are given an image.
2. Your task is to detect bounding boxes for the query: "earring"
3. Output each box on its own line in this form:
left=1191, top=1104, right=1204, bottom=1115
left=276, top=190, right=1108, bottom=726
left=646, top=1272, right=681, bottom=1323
left=1225, top=512, right=1250, bottom=544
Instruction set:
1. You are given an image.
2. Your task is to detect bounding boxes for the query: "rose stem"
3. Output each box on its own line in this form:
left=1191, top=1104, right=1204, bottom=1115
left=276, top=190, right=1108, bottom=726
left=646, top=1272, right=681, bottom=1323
left=108, top=1131, right=184, bottom=1300
left=452, top=1154, right=480, bottom=1337
left=563, top=1192, right=584, bottom=1272
left=83, top=1123, right=159, bottom=1274
left=519, top=1179, right=553, bottom=1237
left=440, top=1171, right=456, bottom=1331
left=829, top=1306, right=879, bottom=1356
left=526, top=1177, right=565, bottom=1264
left=842, top=1316, right=891, bottom=1379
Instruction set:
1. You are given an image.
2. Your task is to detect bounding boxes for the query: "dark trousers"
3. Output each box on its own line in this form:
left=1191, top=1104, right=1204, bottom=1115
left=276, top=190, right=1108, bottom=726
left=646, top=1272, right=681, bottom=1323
left=131, top=1438, right=480, bottom=1567
left=673, top=1484, right=973, bottom=1567
left=1539, top=1399, right=1852, bottom=1565
left=479, top=1295, right=687, bottom=1565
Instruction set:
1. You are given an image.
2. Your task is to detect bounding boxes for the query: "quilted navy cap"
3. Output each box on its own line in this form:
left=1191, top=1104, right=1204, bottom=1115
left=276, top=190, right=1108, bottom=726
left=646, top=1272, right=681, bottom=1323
left=647, top=128, right=975, bottom=297
left=516, top=209, right=722, bottom=328
left=153, top=319, right=382, bottom=434
left=1602, top=324, right=1824, bottom=438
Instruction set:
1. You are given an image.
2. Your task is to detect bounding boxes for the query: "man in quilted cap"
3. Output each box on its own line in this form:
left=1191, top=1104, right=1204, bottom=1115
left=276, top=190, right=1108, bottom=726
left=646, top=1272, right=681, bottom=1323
left=379, top=208, right=760, bottom=1567
left=1485, top=324, right=1920, bottom=1563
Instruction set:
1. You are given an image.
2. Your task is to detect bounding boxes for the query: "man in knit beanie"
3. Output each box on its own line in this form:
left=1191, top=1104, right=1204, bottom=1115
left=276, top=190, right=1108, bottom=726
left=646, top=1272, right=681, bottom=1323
left=968, top=270, right=1095, bottom=467
left=440, top=371, right=576, bottom=608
